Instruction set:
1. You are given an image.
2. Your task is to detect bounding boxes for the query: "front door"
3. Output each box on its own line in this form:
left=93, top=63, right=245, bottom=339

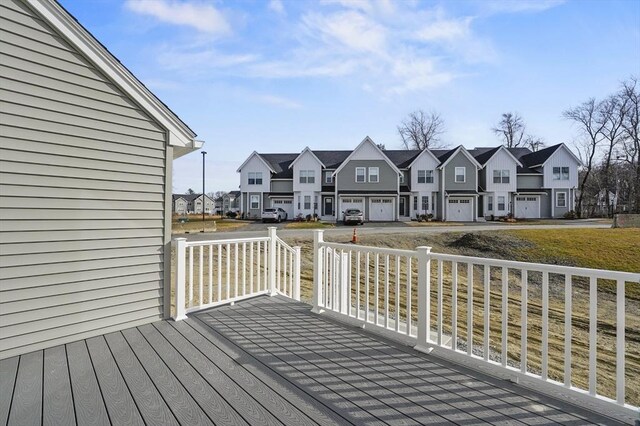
left=324, top=197, right=333, bottom=216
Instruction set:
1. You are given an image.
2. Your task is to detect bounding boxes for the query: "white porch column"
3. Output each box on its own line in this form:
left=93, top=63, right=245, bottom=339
left=268, top=226, right=277, bottom=296
left=414, top=245, right=432, bottom=353
left=173, top=238, right=187, bottom=321
left=312, top=230, right=325, bottom=313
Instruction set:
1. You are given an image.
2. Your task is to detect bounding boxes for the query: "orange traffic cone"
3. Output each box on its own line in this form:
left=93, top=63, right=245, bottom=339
left=351, top=228, right=358, bottom=244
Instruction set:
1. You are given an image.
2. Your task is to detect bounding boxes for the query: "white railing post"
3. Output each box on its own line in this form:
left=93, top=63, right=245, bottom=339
left=414, top=246, right=432, bottom=353
left=268, top=227, right=277, bottom=296
left=312, top=230, right=324, bottom=313
left=293, top=246, right=301, bottom=301
left=173, top=238, right=187, bottom=321
left=340, top=252, right=349, bottom=315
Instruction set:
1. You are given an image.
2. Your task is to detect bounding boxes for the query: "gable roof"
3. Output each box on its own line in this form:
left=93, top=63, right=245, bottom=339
left=236, top=151, right=277, bottom=174
left=259, top=153, right=298, bottom=178
left=436, top=146, right=482, bottom=169
left=402, top=149, right=440, bottom=169
left=384, top=150, right=423, bottom=168
left=468, top=146, right=523, bottom=167
left=173, top=193, right=212, bottom=203
left=288, top=147, right=325, bottom=169
left=27, top=0, right=201, bottom=158
left=333, top=137, right=402, bottom=176
left=519, top=143, right=582, bottom=168
left=313, top=151, right=351, bottom=168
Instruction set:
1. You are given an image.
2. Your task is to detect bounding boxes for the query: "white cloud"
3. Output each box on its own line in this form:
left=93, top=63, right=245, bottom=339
left=124, top=0, right=230, bottom=35
left=416, top=17, right=472, bottom=42
left=480, top=0, right=565, bottom=14
left=257, top=95, right=302, bottom=109
left=320, top=0, right=373, bottom=14
left=303, top=11, right=387, bottom=54
left=268, top=0, right=285, bottom=15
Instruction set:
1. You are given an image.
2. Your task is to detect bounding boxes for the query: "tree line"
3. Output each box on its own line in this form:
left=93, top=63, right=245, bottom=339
left=397, top=76, right=639, bottom=217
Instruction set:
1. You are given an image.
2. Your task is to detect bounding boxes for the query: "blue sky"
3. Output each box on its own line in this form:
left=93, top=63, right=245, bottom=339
left=59, top=0, right=640, bottom=193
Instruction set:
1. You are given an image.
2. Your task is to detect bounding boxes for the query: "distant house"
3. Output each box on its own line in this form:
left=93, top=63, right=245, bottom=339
left=237, top=137, right=581, bottom=222
left=0, top=0, right=202, bottom=359
left=222, top=190, right=240, bottom=214
left=172, top=193, right=214, bottom=214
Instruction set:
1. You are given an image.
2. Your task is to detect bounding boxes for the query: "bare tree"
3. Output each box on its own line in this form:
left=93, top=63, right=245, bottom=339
left=523, top=134, right=545, bottom=152
left=563, top=98, right=607, bottom=217
left=492, top=112, right=526, bottom=148
left=598, top=94, right=627, bottom=215
left=619, top=76, right=640, bottom=212
left=398, top=110, right=446, bottom=150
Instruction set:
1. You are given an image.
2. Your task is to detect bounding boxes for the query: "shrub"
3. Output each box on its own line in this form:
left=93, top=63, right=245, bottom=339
left=564, top=210, right=577, bottom=220
left=226, top=211, right=237, bottom=218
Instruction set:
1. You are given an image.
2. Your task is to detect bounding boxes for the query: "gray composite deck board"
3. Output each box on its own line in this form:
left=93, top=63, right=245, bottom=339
left=2, top=295, right=629, bottom=426
left=43, top=346, right=75, bottom=426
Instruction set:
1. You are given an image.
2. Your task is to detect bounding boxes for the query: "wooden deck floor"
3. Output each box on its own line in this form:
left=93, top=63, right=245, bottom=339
left=0, top=296, right=626, bottom=425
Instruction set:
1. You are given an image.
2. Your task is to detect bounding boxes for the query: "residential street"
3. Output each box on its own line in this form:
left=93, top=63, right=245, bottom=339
left=177, top=220, right=611, bottom=242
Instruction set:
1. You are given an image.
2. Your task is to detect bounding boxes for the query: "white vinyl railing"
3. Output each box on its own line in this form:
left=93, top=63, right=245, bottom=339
left=311, top=230, right=639, bottom=413
left=174, top=227, right=300, bottom=320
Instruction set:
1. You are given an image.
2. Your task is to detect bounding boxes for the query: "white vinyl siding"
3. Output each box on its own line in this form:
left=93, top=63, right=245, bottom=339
left=0, top=0, right=167, bottom=359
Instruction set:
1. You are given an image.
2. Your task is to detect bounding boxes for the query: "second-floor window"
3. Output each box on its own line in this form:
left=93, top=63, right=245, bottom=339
left=553, top=166, right=570, bottom=180
left=455, top=167, right=466, bottom=183
left=497, top=196, right=506, bottom=211
left=248, top=172, right=262, bottom=185
left=355, top=167, right=366, bottom=183
left=325, top=171, right=333, bottom=184
left=300, top=170, right=315, bottom=184
left=368, top=167, right=379, bottom=183
left=493, top=170, right=510, bottom=184
left=417, top=170, right=434, bottom=184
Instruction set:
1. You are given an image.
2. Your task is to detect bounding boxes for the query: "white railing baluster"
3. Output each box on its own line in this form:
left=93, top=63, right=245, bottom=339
left=385, top=254, right=389, bottom=329
left=467, top=263, right=473, bottom=356
left=199, top=246, right=203, bottom=308
left=452, top=261, right=458, bottom=351
left=293, top=246, right=301, bottom=301
left=437, top=259, right=443, bottom=346
left=616, top=279, right=625, bottom=405
left=589, top=275, right=597, bottom=396
left=217, top=244, right=222, bottom=302
left=365, top=252, right=370, bottom=324
left=356, top=251, right=361, bottom=320
left=483, top=265, right=490, bottom=362
left=542, top=271, right=549, bottom=380
left=395, top=255, right=400, bottom=333
left=347, top=251, right=353, bottom=317
left=263, top=240, right=267, bottom=291
left=277, top=242, right=282, bottom=293
left=242, top=242, right=246, bottom=296
left=407, top=256, right=413, bottom=337
left=249, top=242, right=254, bottom=294
left=208, top=245, right=213, bottom=304
left=415, top=247, right=431, bottom=352
left=234, top=243, right=239, bottom=298
left=226, top=243, right=230, bottom=300
left=188, top=246, right=194, bottom=307
left=502, top=267, right=508, bottom=367
left=521, top=269, right=528, bottom=374
left=375, top=253, right=380, bottom=326
left=564, top=273, right=571, bottom=386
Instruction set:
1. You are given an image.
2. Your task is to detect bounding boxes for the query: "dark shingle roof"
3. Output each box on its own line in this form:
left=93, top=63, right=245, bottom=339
left=172, top=193, right=210, bottom=202
left=518, top=144, right=562, bottom=167
left=382, top=150, right=421, bottom=168
left=431, top=146, right=461, bottom=164
left=507, top=147, right=533, bottom=160
left=258, top=153, right=298, bottom=178
left=312, top=151, right=352, bottom=168
left=468, top=147, right=500, bottom=166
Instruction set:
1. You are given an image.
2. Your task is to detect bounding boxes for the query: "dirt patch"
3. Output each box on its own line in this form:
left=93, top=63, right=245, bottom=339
left=446, top=232, right=534, bottom=257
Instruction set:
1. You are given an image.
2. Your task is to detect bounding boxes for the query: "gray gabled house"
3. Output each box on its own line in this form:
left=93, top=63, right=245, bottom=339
left=0, top=0, right=202, bottom=359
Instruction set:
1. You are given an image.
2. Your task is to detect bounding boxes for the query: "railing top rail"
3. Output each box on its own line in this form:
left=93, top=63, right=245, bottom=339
left=275, top=237, right=296, bottom=253
left=320, top=241, right=416, bottom=257
left=179, top=237, right=270, bottom=247
left=429, top=252, right=640, bottom=282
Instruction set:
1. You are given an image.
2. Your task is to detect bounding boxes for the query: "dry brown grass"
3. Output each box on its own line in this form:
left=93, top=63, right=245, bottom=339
left=171, top=215, right=251, bottom=233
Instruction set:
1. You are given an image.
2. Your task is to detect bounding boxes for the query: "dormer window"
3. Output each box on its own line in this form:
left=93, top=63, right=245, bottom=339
left=455, top=167, right=466, bottom=183
left=553, top=167, right=569, bottom=180
left=248, top=172, right=262, bottom=185
left=300, top=170, right=315, bottom=184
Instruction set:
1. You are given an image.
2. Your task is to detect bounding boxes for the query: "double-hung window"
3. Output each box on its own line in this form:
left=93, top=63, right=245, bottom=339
left=417, top=170, right=434, bottom=184
left=300, top=170, right=315, bottom=184
left=368, top=167, right=379, bottom=183
left=248, top=172, right=262, bottom=185
left=355, top=167, right=366, bottom=183
left=250, top=195, right=260, bottom=209
left=304, top=195, right=311, bottom=210
left=497, top=196, right=505, bottom=211
left=488, top=196, right=493, bottom=211
left=413, top=196, right=418, bottom=211
left=455, top=167, right=466, bottom=183
left=493, top=170, right=510, bottom=184
left=421, top=196, right=429, bottom=211
left=556, top=191, right=567, bottom=207
left=553, top=166, right=570, bottom=180
left=325, top=171, right=333, bottom=184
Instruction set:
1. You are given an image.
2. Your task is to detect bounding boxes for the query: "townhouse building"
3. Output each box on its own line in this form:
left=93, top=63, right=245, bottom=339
left=237, top=137, right=581, bottom=222
left=172, top=193, right=215, bottom=215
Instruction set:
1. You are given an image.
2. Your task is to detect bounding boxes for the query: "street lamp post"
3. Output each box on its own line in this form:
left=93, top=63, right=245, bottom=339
left=201, top=151, right=207, bottom=233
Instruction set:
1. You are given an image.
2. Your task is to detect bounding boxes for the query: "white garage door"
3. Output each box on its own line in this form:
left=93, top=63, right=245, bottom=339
left=370, top=198, right=394, bottom=221
left=340, top=198, right=364, bottom=218
left=271, top=199, right=293, bottom=220
left=515, top=196, right=539, bottom=219
left=447, top=198, right=473, bottom=222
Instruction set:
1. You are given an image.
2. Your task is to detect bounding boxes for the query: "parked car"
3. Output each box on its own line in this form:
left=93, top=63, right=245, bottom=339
left=343, top=209, right=364, bottom=225
left=261, top=208, right=288, bottom=223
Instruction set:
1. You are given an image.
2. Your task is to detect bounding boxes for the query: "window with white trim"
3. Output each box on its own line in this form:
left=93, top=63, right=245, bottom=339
left=304, top=195, right=311, bottom=209
left=368, top=167, right=379, bottom=183
left=553, top=166, right=570, bottom=180
left=413, top=196, right=418, bottom=211
left=324, top=171, right=333, bottom=184
left=488, top=196, right=493, bottom=211
left=421, top=196, right=429, bottom=211
left=248, top=172, right=262, bottom=185
left=314, top=196, right=318, bottom=210
left=250, top=195, right=260, bottom=209
left=297, top=196, right=301, bottom=209
left=556, top=191, right=567, bottom=207
left=417, top=170, right=434, bottom=184
left=455, top=167, right=466, bottom=183
left=355, top=167, right=366, bottom=183
left=493, top=169, right=510, bottom=184
left=299, top=170, right=315, bottom=184
left=497, top=196, right=505, bottom=211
